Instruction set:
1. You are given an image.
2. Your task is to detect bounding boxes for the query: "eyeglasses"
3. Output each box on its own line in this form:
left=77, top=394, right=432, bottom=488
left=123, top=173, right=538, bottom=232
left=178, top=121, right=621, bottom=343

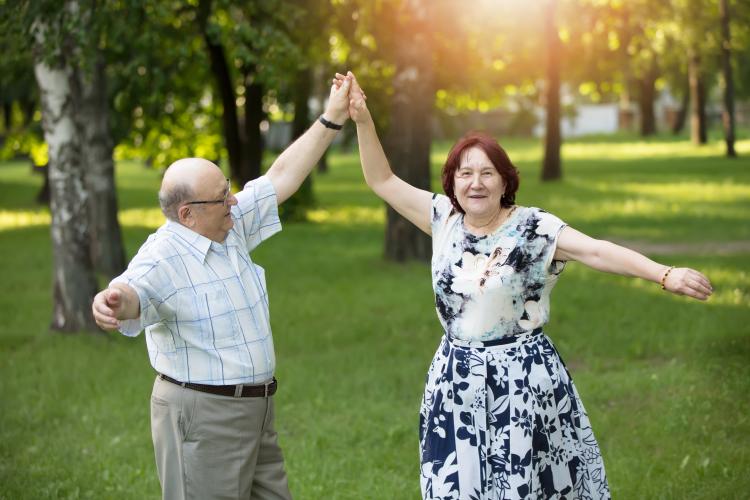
left=184, top=179, right=232, bottom=207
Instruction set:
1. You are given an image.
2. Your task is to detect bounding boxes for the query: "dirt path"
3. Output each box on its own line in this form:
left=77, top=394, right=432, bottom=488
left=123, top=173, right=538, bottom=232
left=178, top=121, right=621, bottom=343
left=608, top=239, right=750, bottom=256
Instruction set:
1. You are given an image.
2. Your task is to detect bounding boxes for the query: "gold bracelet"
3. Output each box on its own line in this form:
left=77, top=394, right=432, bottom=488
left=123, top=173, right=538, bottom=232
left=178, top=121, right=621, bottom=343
left=660, top=266, right=675, bottom=290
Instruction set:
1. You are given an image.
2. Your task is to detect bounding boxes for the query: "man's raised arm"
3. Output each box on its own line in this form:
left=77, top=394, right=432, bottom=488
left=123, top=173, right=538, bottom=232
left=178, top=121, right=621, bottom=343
left=265, top=75, right=351, bottom=204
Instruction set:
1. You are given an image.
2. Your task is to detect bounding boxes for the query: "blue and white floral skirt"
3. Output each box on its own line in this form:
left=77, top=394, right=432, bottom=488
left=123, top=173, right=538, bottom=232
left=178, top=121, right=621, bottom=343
left=419, top=330, right=610, bottom=500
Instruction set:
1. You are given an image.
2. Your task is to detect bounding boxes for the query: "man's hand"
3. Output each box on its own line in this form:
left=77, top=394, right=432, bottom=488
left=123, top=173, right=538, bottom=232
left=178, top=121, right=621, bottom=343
left=266, top=71, right=355, bottom=203
left=333, top=71, right=370, bottom=124
left=92, top=284, right=139, bottom=331
left=322, top=73, right=352, bottom=125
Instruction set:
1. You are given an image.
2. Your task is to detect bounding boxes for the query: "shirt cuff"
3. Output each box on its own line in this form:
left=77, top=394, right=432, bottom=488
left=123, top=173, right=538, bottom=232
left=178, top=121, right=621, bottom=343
left=109, top=277, right=147, bottom=337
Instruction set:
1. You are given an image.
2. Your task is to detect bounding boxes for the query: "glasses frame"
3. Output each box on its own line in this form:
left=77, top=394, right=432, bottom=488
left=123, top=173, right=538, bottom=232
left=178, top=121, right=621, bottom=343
left=184, top=178, right=232, bottom=207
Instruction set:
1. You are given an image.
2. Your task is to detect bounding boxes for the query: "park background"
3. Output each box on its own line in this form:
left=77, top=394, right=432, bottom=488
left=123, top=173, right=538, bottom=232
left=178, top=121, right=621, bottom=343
left=1, top=0, right=749, bottom=498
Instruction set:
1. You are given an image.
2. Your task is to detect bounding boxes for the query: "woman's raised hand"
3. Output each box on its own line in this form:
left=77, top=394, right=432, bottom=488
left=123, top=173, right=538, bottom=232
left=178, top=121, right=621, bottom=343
left=662, top=267, right=713, bottom=301
left=333, top=71, right=370, bottom=124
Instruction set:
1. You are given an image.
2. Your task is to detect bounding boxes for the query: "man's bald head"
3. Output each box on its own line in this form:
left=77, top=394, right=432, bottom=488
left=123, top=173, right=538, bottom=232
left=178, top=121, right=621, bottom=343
left=158, top=158, right=222, bottom=221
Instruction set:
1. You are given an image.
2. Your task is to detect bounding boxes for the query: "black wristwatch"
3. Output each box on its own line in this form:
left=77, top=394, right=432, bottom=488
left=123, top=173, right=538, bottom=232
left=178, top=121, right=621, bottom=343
left=319, top=115, right=343, bottom=130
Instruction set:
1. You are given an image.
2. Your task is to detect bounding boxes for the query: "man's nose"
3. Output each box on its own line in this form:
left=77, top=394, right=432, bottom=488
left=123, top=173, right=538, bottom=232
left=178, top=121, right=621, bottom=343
left=228, top=193, right=238, bottom=206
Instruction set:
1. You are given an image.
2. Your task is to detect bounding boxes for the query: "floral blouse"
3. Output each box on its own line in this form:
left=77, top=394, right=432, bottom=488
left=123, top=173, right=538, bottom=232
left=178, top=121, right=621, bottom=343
left=430, top=194, right=567, bottom=341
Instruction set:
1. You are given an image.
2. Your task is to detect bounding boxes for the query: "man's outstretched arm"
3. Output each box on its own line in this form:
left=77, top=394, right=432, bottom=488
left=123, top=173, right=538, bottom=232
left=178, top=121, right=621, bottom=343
left=265, top=75, right=351, bottom=204
left=92, top=283, right=140, bottom=331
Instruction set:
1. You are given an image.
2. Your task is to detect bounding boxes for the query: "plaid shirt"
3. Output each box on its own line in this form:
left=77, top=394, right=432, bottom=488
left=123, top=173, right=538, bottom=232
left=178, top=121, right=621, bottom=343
left=113, top=176, right=282, bottom=385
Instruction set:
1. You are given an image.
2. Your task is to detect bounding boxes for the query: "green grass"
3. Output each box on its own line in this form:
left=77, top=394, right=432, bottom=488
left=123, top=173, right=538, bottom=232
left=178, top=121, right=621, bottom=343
left=1, top=132, right=749, bottom=499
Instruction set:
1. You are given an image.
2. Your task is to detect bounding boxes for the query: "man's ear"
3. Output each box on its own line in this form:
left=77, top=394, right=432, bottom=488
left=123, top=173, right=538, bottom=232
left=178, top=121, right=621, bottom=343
left=178, top=205, right=193, bottom=226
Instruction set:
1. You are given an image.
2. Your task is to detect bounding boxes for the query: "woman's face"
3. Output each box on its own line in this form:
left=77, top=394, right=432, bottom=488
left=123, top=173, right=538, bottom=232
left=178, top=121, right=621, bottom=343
left=453, top=146, right=506, bottom=218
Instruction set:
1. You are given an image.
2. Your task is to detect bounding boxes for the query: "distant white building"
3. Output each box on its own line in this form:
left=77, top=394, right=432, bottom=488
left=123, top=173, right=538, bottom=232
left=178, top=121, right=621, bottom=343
left=532, top=103, right=620, bottom=138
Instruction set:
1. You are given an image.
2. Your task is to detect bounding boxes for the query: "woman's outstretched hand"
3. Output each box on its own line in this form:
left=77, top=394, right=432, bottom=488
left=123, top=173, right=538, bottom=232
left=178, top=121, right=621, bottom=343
left=333, top=71, right=370, bottom=124
left=662, top=267, right=713, bottom=300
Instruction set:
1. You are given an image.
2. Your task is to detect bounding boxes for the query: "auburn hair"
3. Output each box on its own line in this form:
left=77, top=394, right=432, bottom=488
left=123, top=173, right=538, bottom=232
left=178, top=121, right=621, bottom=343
left=441, top=131, right=520, bottom=213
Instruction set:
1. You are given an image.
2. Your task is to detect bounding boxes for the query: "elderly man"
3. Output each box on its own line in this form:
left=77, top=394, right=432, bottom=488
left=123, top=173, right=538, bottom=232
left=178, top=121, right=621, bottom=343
left=91, top=76, right=352, bottom=499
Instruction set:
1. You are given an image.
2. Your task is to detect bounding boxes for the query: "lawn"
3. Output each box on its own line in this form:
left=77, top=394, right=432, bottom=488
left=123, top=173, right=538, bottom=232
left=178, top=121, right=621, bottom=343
left=1, top=132, right=749, bottom=499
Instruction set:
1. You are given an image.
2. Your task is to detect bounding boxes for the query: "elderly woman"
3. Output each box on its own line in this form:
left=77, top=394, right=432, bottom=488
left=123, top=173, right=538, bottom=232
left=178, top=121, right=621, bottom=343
left=336, top=73, right=712, bottom=499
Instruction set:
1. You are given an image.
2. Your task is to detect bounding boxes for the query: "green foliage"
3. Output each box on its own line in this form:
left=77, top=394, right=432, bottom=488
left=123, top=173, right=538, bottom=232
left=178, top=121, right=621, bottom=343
left=3, top=0, right=749, bottom=175
left=1, top=136, right=749, bottom=498
left=0, top=125, right=47, bottom=165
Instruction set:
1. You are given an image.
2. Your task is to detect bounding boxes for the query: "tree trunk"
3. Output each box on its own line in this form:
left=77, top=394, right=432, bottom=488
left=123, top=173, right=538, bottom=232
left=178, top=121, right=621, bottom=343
left=688, top=49, right=707, bottom=145
left=638, top=59, right=658, bottom=136
left=282, top=67, right=314, bottom=221
left=384, top=33, right=433, bottom=262
left=719, top=0, right=736, bottom=157
left=243, top=73, right=264, bottom=183
left=672, top=78, right=689, bottom=135
left=36, top=164, right=51, bottom=205
left=197, top=0, right=245, bottom=183
left=541, top=0, right=562, bottom=182
left=33, top=23, right=98, bottom=332
left=21, top=95, right=36, bottom=127
left=313, top=65, right=330, bottom=174
left=617, top=8, right=635, bottom=132
left=80, top=59, right=126, bottom=278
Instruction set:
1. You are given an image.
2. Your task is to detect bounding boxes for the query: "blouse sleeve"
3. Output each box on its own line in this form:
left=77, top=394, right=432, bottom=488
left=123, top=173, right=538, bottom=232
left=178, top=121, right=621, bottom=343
left=430, top=193, right=455, bottom=241
left=526, top=208, right=568, bottom=279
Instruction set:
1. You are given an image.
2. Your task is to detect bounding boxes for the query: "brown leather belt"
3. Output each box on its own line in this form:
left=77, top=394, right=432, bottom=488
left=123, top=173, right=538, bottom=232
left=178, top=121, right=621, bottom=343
left=159, top=373, right=277, bottom=398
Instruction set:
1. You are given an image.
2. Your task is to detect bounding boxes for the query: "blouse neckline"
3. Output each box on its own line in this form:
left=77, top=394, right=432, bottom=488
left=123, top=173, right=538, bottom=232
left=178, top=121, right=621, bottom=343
left=461, top=206, right=525, bottom=240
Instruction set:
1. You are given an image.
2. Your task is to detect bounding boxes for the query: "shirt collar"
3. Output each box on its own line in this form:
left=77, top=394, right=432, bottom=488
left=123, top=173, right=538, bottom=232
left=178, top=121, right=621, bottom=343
left=162, top=220, right=213, bottom=262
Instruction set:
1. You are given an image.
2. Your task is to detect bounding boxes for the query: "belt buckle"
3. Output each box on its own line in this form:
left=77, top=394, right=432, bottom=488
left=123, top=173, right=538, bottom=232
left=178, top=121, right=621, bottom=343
left=233, top=384, right=244, bottom=398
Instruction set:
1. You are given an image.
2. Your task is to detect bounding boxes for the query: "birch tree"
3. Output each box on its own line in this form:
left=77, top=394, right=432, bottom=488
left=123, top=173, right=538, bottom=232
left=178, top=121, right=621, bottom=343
left=31, top=4, right=98, bottom=331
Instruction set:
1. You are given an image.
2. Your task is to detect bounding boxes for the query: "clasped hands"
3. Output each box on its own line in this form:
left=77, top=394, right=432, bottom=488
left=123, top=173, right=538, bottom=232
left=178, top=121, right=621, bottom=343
left=327, top=71, right=370, bottom=125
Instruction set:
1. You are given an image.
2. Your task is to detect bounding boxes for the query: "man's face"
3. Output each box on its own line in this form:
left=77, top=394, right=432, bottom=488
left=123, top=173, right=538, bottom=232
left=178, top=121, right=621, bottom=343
left=186, top=173, right=238, bottom=242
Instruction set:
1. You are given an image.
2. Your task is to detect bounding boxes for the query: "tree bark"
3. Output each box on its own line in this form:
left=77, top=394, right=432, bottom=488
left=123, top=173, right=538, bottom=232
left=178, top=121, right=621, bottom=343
left=638, top=59, right=658, bottom=136
left=36, top=164, right=51, bottom=205
left=80, top=59, right=126, bottom=278
left=33, top=21, right=98, bottom=332
left=282, top=67, right=314, bottom=221
left=688, top=49, right=708, bottom=145
left=197, top=0, right=245, bottom=184
left=21, top=95, right=36, bottom=128
left=671, top=78, right=689, bottom=135
left=617, top=8, right=636, bottom=132
left=243, top=72, right=264, bottom=183
left=541, top=0, right=562, bottom=182
left=719, top=0, right=736, bottom=157
left=384, top=32, right=433, bottom=262
left=313, top=65, right=330, bottom=174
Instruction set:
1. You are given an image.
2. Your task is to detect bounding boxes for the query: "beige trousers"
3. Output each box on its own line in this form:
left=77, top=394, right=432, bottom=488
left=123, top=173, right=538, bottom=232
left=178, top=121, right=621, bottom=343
left=150, top=375, right=292, bottom=500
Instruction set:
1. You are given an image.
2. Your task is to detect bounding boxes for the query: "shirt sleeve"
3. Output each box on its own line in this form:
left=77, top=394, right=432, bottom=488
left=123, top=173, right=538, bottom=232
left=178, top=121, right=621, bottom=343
left=527, top=208, right=568, bottom=279
left=110, top=241, right=177, bottom=337
left=430, top=193, right=455, bottom=241
left=233, top=175, right=282, bottom=252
